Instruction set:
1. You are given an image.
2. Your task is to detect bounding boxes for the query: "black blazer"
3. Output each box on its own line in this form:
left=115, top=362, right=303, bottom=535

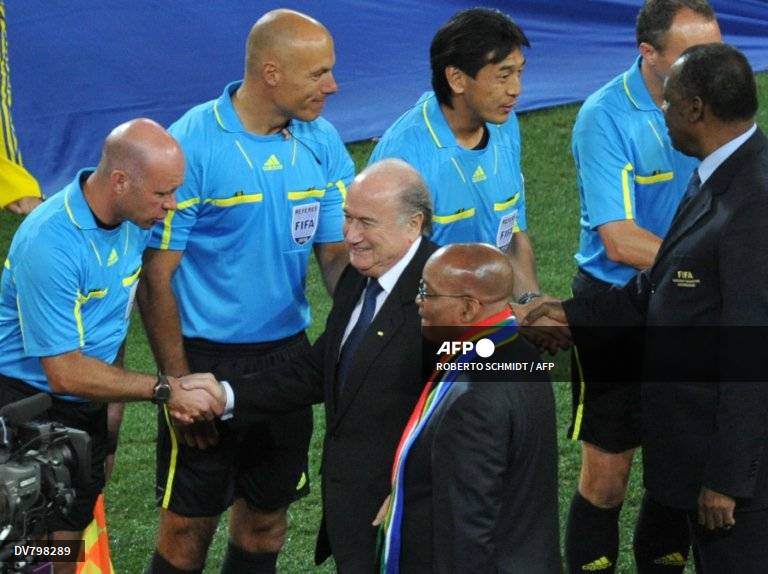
left=399, top=336, right=561, bottom=573
left=230, top=238, right=437, bottom=570
left=565, top=129, right=768, bottom=511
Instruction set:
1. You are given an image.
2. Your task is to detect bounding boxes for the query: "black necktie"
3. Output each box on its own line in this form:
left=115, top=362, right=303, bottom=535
left=684, top=169, right=701, bottom=201
left=337, top=278, right=383, bottom=390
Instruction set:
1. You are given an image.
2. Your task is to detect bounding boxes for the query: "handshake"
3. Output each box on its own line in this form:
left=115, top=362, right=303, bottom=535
left=517, top=297, right=574, bottom=354
left=166, top=374, right=227, bottom=425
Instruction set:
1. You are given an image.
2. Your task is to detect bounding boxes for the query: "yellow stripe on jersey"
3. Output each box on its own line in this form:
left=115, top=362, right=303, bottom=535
left=74, top=288, right=109, bottom=347
left=494, top=193, right=520, bottom=211
left=161, top=405, right=179, bottom=509
left=204, top=193, right=263, bottom=207
left=433, top=208, right=476, bottom=224
left=635, top=172, right=673, bottom=185
left=621, top=163, right=634, bottom=220
left=287, top=189, right=325, bottom=200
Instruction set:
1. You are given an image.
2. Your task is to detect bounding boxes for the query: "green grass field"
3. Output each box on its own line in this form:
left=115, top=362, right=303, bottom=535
left=1, top=75, right=766, bottom=573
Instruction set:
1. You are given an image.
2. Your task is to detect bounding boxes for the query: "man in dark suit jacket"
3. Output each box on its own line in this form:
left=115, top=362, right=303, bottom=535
left=376, top=244, right=560, bottom=573
left=525, top=44, right=768, bottom=572
left=177, top=158, right=437, bottom=572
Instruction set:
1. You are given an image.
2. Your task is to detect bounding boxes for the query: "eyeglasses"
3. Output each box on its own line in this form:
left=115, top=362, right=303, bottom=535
left=417, top=279, right=472, bottom=302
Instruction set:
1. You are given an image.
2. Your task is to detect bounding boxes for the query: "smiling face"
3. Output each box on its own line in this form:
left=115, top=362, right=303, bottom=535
left=342, top=173, right=422, bottom=279
left=273, top=31, right=337, bottom=122
left=453, top=47, right=525, bottom=125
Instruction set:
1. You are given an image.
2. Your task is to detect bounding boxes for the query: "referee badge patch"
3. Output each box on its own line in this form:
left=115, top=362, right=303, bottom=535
left=291, top=201, right=320, bottom=245
left=496, top=210, right=518, bottom=251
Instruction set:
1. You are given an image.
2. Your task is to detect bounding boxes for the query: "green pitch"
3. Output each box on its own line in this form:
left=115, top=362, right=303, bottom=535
left=1, top=75, right=766, bottom=572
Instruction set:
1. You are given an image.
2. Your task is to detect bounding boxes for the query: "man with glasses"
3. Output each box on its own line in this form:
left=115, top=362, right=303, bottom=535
left=375, top=243, right=559, bottom=573
left=176, top=159, right=437, bottom=573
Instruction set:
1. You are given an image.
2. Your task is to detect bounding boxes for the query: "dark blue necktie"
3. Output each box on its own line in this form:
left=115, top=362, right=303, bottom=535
left=684, top=169, right=701, bottom=201
left=337, top=278, right=383, bottom=390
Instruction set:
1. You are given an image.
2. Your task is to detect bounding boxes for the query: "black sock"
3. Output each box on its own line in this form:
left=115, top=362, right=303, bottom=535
left=566, top=491, right=621, bottom=574
left=633, top=492, right=690, bottom=573
left=221, top=542, right=278, bottom=574
left=145, top=551, right=203, bottom=574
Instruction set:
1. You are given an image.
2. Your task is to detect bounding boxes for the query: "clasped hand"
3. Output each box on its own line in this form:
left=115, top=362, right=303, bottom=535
left=167, top=373, right=226, bottom=425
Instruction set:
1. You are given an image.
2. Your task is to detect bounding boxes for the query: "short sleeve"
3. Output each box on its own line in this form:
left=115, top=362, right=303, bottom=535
left=315, top=123, right=355, bottom=244
left=14, top=243, right=83, bottom=357
left=573, top=107, right=637, bottom=229
left=147, top=133, right=203, bottom=251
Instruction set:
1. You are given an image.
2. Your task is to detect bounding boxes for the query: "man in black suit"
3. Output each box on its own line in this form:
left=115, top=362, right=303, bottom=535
left=526, top=43, right=768, bottom=572
left=177, top=158, right=436, bottom=572
left=376, top=243, right=560, bottom=573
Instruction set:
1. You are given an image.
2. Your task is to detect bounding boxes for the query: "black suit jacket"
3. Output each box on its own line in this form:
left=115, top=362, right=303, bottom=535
left=230, top=238, right=436, bottom=570
left=400, top=335, right=561, bottom=574
left=564, top=128, right=768, bottom=511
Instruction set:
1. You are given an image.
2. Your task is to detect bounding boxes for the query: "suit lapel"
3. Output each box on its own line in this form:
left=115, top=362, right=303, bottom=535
left=329, top=239, right=436, bottom=429
left=331, top=292, right=407, bottom=427
left=656, top=129, right=767, bottom=263
left=325, top=272, right=367, bottom=414
left=655, top=189, right=713, bottom=261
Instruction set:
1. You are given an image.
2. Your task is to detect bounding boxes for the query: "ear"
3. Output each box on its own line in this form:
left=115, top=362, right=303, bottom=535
left=408, top=212, right=425, bottom=239
left=262, top=61, right=280, bottom=87
left=687, top=96, right=705, bottom=123
left=445, top=65, right=466, bottom=96
left=461, top=297, right=482, bottom=324
left=110, top=170, right=129, bottom=196
left=638, top=42, right=656, bottom=66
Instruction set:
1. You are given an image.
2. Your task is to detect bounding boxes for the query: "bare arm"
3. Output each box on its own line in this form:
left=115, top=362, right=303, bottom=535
left=42, top=351, right=156, bottom=401
left=5, top=196, right=42, bottom=215
left=137, top=248, right=189, bottom=376
left=314, top=241, right=349, bottom=296
left=507, top=231, right=540, bottom=299
left=598, top=220, right=663, bottom=270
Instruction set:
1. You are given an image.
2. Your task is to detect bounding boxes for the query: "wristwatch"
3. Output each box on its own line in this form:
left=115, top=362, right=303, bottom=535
left=152, top=374, right=172, bottom=405
left=517, top=291, right=542, bottom=305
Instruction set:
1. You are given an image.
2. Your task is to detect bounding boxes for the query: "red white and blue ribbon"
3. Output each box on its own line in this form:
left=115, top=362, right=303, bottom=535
left=379, top=307, right=518, bottom=574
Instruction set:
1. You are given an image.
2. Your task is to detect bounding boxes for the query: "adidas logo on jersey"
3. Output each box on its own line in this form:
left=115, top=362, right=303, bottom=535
left=582, top=556, right=613, bottom=571
left=262, top=154, right=283, bottom=171
left=107, top=248, right=119, bottom=266
left=654, top=552, right=686, bottom=567
left=472, top=165, right=487, bottom=182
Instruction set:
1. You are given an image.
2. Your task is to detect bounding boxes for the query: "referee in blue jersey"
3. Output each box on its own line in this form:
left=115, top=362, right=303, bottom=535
left=139, top=10, right=354, bottom=574
left=0, top=119, right=219, bottom=574
left=566, top=2, right=721, bottom=572
left=370, top=8, right=541, bottom=306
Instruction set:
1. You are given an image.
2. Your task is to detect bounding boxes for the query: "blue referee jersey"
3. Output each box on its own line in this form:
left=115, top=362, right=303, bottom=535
left=148, top=81, right=354, bottom=343
left=573, top=57, right=699, bottom=286
left=370, top=92, right=526, bottom=250
left=0, top=170, right=147, bottom=399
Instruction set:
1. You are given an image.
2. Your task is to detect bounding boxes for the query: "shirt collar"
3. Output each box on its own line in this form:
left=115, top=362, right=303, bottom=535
left=377, top=236, right=422, bottom=296
left=623, top=56, right=658, bottom=112
left=698, top=124, right=757, bottom=185
left=63, top=169, right=99, bottom=230
left=212, top=81, right=248, bottom=133
left=420, top=92, right=500, bottom=150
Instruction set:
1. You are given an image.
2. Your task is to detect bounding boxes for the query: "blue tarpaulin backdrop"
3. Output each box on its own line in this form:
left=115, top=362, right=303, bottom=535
left=8, top=0, right=768, bottom=193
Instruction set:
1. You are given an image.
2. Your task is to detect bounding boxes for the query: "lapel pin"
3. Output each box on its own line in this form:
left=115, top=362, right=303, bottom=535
left=377, top=331, right=384, bottom=337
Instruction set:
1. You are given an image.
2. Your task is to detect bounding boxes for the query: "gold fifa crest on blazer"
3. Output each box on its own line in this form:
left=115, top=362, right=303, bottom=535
left=672, top=270, right=700, bottom=288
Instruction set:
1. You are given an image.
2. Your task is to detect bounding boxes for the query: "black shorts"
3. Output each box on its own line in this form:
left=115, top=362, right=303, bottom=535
left=568, top=269, right=642, bottom=453
left=0, top=374, right=108, bottom=532
left=155, top=333, right=313, bottom=517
